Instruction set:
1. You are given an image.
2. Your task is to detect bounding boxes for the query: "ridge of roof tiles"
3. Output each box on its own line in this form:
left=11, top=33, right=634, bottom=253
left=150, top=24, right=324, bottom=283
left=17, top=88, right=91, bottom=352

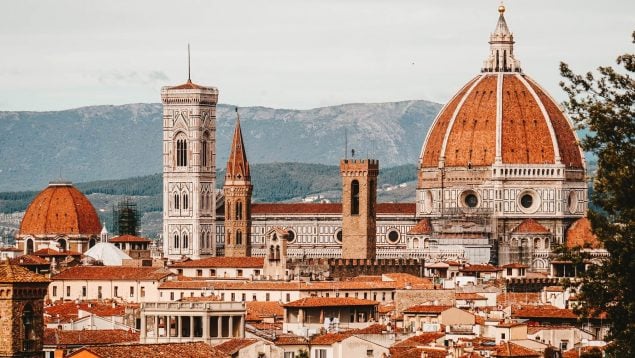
left=512, top=219, right=550, bottom=234
left=169, top=256, right=264, bottom=268
left=283, top=297, right=379, bottom=308
left=0, top=259, right=50, bottom=283
left=52, top=266, right=173, bottom=281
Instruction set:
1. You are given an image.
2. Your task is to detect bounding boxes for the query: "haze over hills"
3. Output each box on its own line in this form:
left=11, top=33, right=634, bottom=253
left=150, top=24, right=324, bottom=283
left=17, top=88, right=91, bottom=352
left=0, top=100, right=441, bottom=192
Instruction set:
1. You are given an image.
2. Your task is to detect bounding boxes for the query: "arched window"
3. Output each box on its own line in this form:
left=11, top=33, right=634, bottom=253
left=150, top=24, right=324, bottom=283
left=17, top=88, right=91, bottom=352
left=26, top=239, right=34, bottom=254
left=89, top=238, right=96, bottom=248
left=174, top=234, right=180, bottom=248
left=183, top=193, right=189, bottom=210
left=182, top=233, right=189, bottom=249
left=23, top=304, right=35, bottom=343
left=236, top=230, right=242, bottom=245
left=176, top=137, right=187, bottom=167
left=351, top=180, right=360, bottom=215
left=174, top=193, right=180, bottom=210
left=227, top=232, right=232, bottom=245
left=269, top=245, right=275, bottom=260
left=201, top=139, right=208, bottom=167
left=200, top=232, right=205, bottom=248
left=275, top=245, right=281, bottom=260
left=57, top=239, right=67, bottom=252
left=236, top=201, right=242, bottom=220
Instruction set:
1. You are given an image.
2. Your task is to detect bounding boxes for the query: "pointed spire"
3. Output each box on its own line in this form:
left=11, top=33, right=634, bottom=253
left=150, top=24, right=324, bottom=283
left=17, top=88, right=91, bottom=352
left=481, top=4, right=521, bottom=73
left=226, top=107, right=250, bottom=182
left=187, top=43, right=191, bottom=82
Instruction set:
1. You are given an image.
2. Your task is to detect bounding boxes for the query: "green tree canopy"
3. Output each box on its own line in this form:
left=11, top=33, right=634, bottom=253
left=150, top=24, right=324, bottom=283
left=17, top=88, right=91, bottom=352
left=559, top=31, right=635, bottom=356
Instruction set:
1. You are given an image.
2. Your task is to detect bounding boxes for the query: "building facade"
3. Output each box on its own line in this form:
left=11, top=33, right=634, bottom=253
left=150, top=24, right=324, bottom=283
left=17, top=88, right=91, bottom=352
left=161, top=77, right=219, bottom=259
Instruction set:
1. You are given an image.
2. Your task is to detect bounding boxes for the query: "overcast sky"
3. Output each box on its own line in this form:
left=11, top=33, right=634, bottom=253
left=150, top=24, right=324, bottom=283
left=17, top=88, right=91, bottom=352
left=0, top=0, right=633, bottom=111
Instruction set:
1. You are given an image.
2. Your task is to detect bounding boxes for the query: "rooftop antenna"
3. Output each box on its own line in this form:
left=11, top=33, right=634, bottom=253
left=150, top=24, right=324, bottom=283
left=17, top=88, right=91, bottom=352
left=235, top=106, right=239, bottom=120
left=344, top=128, right=348, bottom=159
left=187, top=43, right=191, bottom=82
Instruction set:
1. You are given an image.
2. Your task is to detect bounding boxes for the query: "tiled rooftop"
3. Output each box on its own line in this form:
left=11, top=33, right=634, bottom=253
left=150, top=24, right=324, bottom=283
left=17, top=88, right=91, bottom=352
left=214, top=338, right=258, bottom=355
left=67, top=342, right=228, bottom=358
left=52, top=266, right=173, bottom=281
left=169, top=256, right=264, bottom=268
left=0, top=259, right=50, bottom=283
left=512, top=219, right=550, bottom=234
left=43, top=328, right=138, bottom=346
left=403, top=305, right=452, bottom=314
left=284, top=297, right=378, bottom=308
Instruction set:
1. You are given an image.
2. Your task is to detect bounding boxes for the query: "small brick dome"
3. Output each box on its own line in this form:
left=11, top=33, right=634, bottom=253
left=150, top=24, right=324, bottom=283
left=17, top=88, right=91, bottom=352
left=19, top=182, right=101, bottom=236
left=420, top=73, right=584, bottom=170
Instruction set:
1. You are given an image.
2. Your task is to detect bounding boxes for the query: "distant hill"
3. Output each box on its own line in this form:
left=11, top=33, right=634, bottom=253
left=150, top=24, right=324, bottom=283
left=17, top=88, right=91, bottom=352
left=0, top=100, right=441, bottom=192
left=0, top=162, right=418, bottom=215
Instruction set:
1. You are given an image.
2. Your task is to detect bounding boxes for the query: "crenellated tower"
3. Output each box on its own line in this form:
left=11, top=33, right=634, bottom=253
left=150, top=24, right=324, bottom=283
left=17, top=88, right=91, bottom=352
left=223, top=109, right=252, bottom=257
left=340, top=158, right=378, bottom=259
left=161, top=68, right=218, bottom=259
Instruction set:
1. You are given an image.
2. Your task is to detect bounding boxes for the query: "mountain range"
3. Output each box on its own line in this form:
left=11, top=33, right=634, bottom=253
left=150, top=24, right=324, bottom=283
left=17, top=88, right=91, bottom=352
left=0, top=100, right=441, bottom=192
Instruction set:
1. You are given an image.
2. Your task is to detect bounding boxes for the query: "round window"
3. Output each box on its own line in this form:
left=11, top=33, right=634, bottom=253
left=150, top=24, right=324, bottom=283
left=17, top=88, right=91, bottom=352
left=287, top=230, right=295, bottom=243
left=334, top=230, right=342, bottom=244
left=520, top=194, right=533, bottom=208
left=387, top=230, right=400, bottom=244
left=465, top=194, right=478, bottom=208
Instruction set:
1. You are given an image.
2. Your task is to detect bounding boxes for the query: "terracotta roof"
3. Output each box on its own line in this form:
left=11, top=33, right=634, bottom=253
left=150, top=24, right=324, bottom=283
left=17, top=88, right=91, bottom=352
left=109, top=235, right=151, bottom=243
left=67, top=342, right=228, bottom=358
left=10, top=254, right=49, bottom=266
left=378, top=303, right=396, bottom=314
left=496, top=293, right=541, bottom=307
left=511, top=305, right=578, bottom=319
left=45, top=301, right=127, bottom=323
left=392, top=347, right=448, bottom=358
left=495, top=321, right=526, bottom=328
left=544, top=285, right=564, bottom=292
left=502, top=263, right=529, bottom=269
left=408, top=218, right=433, bottom=234
left=310, top=332, right=352, bottom=345
left=512, top=219, right=550, bottom=234
left=566, top=217, right=602, bottom=249
left=456, top=293, right=488, bottom=300
left=403, top=305, right=452, bottom=314
left=493, top=342, right=541, bottom=357
left=214, top=338, right=259, bottom=355
left=33, top=248, right=82, bottom=257
left=169, top=256, right=264, bottom=268
left=460, top=264, right=502, bottom=272
left=245, top=301, right=283, bottom=321
left=421, top=73, right=582, bottom=170
left=19, top=182, right=101, bottom=236
left=383, top=273, right=434, bottom=289
left=167, top=79, right=207, bottom=90
left=43, top=328, right=138, bottom=346
left=160, top=278, right=398, bottom=291
left=251, top=202, right=415, bottom=215
left=392, top=332, right=445, bottom=348
left=0, top=260, right=50, bottom=283
left=274, top=335, right=309, bottom=345
left=225, top=115, right=250, bottom=181
left=52, top=266, right=173, bottom=281
left=283, top=297, right=378, bottom=308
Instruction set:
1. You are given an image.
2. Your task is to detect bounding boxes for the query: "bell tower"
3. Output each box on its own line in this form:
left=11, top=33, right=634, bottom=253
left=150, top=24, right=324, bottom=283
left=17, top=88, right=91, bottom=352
left=223, top=109, right=252, bottom=257
left=0, top=260, right=50, bottom=358
left=161, top=53, right=218, bottom=259
left=340, top=158, right=378, bottom=259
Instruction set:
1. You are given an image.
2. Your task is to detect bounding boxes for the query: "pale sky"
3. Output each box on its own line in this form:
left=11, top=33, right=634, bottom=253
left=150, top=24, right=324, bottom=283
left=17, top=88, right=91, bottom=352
left=0, top=0, right=633, bottom=111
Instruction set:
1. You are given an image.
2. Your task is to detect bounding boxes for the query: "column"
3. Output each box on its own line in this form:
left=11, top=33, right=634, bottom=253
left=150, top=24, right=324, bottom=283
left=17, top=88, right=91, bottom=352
left=229, top=315, right=234, bottom=337
left=217, top=316, right=222, bottom=338
left=190, top=315, right=194, bottom=338
left=203, top=314, right=210, bottom=340
left=239, top=316, right=244, bottom=338
left=154, top=315, right=159, bottom=339
left=140, top=313, right=147, bottom=341
left=177, top=316, right=182, bottom=338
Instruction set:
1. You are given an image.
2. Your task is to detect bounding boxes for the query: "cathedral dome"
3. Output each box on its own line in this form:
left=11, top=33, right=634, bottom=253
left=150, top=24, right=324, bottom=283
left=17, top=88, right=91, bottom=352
left=19, top=182, right=101, bottom=237
left=420, top=8, right=583, bottom=170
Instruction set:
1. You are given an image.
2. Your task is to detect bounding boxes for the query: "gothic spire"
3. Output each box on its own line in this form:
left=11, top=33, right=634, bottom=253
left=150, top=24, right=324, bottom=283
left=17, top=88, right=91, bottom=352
left=226, top=107, right=250, bottom=181
left=482, top=4, right=521, bottom=73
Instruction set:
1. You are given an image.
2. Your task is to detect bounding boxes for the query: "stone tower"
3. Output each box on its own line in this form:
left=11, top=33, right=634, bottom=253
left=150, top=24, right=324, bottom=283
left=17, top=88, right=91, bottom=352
left=223, top=109, right=252, bottom=257
left=340, top=158, right=378, bottom=259
left=161, top=75, right=218, bottom=260
left=0, top=260, right=50, bottom=358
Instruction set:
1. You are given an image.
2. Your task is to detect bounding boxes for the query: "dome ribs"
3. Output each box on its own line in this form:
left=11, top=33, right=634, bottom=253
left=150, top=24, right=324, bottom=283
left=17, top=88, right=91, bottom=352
left=445, top=75, right=498, bottom=167
left=526, top=78, right=584, bottom=169
left=19, top=183, right=101, bottom=236
left=501, top=75, right=555, bottom=164
left=421, top=76, right=479, bottom=168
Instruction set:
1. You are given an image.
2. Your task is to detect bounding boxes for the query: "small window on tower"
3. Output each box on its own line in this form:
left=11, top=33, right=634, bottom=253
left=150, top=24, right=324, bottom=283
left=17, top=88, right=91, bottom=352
left=351, top=180, right=360, bottom=215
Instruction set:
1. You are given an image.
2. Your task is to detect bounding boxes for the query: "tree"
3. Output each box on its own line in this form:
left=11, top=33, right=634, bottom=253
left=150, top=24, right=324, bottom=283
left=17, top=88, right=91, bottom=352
left=559, top=31, right=635, bottom=356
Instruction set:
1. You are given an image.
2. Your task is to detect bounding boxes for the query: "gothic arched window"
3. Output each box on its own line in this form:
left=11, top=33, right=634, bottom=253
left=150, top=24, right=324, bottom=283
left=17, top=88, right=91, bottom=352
left=23, top=304, right=35, bottom=343
left=174, top=234, right=180, bottom=249
left=236, top=230, right=242, bottom=245
left=202, top=132, right=210, bottom=167
left=351, top=180, right=360, bottom=215
left=182, top=233, right=189, bottom=249
left=183, top=193, right=189, bottom=210
left=176, top=136, right=188, bottom=167
left=236, top=201, right=242, bottom=220
left=174, top=193, right=180, bottom=210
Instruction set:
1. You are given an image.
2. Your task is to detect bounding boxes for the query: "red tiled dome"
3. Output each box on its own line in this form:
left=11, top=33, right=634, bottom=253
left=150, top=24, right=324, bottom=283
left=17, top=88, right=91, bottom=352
left=19, top=182, right=101, bottom=236
left=421, top=73, right=583, bottom=169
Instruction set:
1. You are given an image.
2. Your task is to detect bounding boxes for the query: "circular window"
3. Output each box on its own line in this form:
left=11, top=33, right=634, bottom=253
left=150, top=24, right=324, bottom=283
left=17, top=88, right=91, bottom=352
left=465, top=194, right=478, bottom=208
left=517, top=190, right=540, bottom=213
left=334, top=229, right=342, bottom=244
left=568, top=191, right=578, bottom=214
left=287, top=230, right=296, bottom=243
left=387, top=230, right=400, bottom=244
left=520, top=194, right=533, bottom=208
